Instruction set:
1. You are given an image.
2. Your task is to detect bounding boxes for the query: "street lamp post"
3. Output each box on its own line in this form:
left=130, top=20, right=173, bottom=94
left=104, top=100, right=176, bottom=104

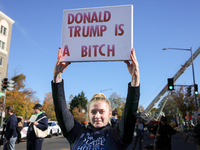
left=163, top=47, right=198, bottom=111
left=100, top=88, right=112, bottom=93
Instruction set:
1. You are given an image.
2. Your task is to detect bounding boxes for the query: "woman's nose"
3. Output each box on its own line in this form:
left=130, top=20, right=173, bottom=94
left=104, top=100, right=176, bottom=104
left=95, top=112, right=100, bottom=118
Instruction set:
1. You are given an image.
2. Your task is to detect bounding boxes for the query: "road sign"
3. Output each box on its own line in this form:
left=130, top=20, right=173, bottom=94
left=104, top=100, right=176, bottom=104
left=2, top=111, right=5, bottom=118
left=0, top=92, right=5, bottom=97
left=0, top=104, right=5, bottom=111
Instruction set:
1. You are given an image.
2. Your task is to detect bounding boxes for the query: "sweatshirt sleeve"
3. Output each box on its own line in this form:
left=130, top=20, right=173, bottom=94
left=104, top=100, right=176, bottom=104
left=117, top=82, right=140, bottom=144
left=51, top=80, right=82, bottom=138
left=37, top=115, right=48, bottom=131
left=194, top=125, right=199, bottom=137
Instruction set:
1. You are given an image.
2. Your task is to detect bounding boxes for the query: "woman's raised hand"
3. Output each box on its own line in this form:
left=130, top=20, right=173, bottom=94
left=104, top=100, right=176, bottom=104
left=124, top=48, right=140, bottom=87
left=53, top=48, right=71, bottom=83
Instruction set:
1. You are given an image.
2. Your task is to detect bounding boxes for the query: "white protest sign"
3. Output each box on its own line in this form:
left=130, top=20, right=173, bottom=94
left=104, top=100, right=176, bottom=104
left=61, top=5, right=133, bottom=62
left=29, top=115, right=37, bottom=122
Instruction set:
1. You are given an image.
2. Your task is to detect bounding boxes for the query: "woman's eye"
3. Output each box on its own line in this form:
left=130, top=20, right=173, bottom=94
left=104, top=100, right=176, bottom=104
left=100, top=111, right=104, bottom=114
left=92, top=111, right=96, bottom=114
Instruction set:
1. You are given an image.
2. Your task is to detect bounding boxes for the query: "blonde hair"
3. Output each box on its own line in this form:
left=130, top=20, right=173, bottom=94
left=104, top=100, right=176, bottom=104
left=87, top=93, right=112, bottom=124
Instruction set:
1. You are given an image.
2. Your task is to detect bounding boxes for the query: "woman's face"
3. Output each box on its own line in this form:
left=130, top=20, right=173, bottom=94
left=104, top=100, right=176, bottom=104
left=89, top=101, right=112, bottom=128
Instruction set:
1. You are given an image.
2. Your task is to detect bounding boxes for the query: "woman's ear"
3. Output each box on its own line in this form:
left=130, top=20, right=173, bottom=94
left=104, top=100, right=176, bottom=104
left=109, top=110, right=112, bottom=117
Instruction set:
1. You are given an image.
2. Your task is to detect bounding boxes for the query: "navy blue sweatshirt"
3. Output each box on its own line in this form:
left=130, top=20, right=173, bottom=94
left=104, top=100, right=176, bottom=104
left=27, top=113, right=48, bottom=140
left=52, top=80, right=140, bottom=150
left=5, top=114, right=18, bottom=140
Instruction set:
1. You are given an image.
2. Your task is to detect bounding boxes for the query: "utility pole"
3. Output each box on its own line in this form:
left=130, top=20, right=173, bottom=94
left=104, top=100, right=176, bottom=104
left=0, top=89, right=6, bottom=128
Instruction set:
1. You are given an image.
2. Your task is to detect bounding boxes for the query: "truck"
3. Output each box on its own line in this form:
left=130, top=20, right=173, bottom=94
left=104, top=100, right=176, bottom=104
left=140, top=47, right=200, bottom=122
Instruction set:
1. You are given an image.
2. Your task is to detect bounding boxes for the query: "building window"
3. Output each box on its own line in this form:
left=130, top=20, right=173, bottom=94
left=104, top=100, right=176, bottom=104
left=0, top=57, right=3, bottom=66
left=0, top=25, right=7, bottom=36
left=0, top=41, right=5, bottom=50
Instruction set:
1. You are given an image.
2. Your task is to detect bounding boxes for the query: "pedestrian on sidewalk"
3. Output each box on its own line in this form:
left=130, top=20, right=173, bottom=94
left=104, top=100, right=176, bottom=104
left=152, top=116, right=176, bottom=150
left=3, top=106, right=18, bottom=150
left=132, top=118, right=144, bottom=150
left=193, top=114, right=200, bottom=150
left=111, top=109, right=119, bottom=128
left=26, top=104, right=48, bottom=150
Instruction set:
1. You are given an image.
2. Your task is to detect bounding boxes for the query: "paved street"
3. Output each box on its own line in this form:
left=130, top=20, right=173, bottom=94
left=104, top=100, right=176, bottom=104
left=3, top=132, right=196, bottom=150
left=14, top=136, right=70, bottom=150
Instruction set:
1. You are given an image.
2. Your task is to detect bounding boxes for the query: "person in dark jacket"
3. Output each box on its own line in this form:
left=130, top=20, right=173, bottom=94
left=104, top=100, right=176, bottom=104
left=152, top=116, right=176, bottom=150
left=26, top=104, right=48, bottom=150
left=52, top=48, right=140, bottom=149
left=193, top=114, right=200, bottom=150
left=3, top=106, right=18, bottom=150
left=111, top=109, right=119, bottom=128
left=197, top=114, right=200, bottom=125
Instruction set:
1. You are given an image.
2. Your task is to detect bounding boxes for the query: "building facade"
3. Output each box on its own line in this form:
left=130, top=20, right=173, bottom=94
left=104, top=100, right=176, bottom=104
left=0, top=11, right=14, bottom=88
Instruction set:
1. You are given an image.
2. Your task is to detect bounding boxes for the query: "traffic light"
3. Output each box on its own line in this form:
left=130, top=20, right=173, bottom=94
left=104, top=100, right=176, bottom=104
left=195, top=84, right=198, bottom=95
left=168, top=78, right=174, bottom=90
left=1, top=78, right=14, bottom=91
left=187, top=86, right=191, bottom=97
left=1, top=78, right=8, bottom=91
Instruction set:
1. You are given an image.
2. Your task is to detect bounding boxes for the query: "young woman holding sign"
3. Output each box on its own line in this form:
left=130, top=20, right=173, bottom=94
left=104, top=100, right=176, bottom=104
left=51, top=48, right=140, bottom=149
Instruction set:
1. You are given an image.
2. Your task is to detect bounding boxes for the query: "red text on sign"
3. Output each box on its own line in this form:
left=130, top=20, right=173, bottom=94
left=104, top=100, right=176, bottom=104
left=115, top=24, right=124, bottom=36
left=62, top=45, right=70, bottom=56
left=68, top=25, right=107, bottom=37
left=68, top=11, right=111, bottom=24
left=81, top=44, right=115, bottom=57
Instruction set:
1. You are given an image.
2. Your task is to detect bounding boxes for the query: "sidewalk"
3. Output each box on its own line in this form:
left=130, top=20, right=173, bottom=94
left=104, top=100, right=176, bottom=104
left=178, top=129, right=197, bottom=143
left=127, top=132, right=197, bottom=150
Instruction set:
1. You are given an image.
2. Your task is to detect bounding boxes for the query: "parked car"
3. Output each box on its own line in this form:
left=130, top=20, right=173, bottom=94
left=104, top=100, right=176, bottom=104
left=20, top=121, right=28, bottom=139
left=47, top=121, right=61, bottom=138
left=0, top=122, right=28, bottom=144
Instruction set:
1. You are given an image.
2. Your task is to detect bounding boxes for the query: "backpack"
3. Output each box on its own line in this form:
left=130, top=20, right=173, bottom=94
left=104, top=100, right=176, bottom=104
left=16, top=116, right=24, bottom=127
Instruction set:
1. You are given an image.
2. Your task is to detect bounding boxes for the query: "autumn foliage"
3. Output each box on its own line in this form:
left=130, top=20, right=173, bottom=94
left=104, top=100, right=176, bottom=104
left=0, top=74, right=39, bottom=119
left=42, top=92, right=56, bottom=121
left=109, top=92, right=125, bottom=120
left=71, top=106, right=86, bottom=124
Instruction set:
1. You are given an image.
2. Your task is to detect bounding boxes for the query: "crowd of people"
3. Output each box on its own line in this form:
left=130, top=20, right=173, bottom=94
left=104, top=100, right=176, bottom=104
left=4, top=104, right=200, bottom=150
left=2, top=104, right=48, bottom=150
